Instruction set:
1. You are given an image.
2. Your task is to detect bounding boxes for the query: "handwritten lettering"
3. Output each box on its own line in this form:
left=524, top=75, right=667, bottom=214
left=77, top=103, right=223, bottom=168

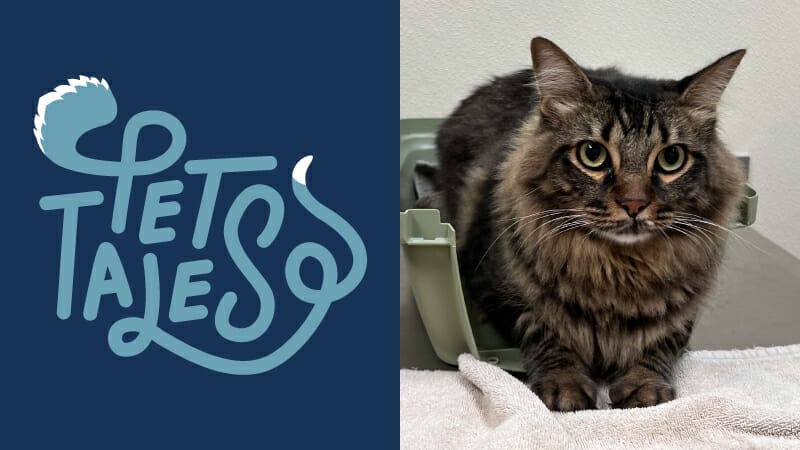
left=34, top=76, right=367, bottom=374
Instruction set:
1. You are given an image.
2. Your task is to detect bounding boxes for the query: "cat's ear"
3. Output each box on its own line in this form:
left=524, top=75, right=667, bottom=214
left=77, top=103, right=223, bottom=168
left=679, top=49, right=746, bottom=114
left=530, top=37, right=593, bottom=116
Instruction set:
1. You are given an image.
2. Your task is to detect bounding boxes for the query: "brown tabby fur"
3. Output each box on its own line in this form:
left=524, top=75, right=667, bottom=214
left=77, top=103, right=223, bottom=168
left=432, top=38, right=745, bottom=411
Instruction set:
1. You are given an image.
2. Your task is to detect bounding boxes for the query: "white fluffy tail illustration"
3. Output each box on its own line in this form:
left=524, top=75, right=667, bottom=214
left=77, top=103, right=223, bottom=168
left=33, top=75, right=116, bottom=156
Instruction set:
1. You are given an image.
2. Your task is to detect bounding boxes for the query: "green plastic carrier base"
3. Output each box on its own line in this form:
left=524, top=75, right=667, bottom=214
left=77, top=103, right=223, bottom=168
left=400, top=119, right=758, bottom=371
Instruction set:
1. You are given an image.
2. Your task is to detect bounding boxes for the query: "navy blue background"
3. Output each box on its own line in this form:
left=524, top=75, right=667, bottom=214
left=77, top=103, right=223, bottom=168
left=1, top=3, right=397, bottom=447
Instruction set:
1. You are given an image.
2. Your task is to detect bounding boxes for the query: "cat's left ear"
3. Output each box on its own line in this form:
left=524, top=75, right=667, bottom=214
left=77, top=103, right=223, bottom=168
left=679, top=49, right=746, bottom=113
left=530, top=37, right=593, bottom=117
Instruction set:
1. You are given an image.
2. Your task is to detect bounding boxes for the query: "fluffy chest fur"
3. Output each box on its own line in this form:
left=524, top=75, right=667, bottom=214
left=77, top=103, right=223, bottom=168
left=498, top=220, right=714, bottom=374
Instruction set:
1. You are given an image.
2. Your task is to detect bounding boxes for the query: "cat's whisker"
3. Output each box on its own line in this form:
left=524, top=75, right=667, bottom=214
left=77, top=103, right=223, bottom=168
left=671, top=223, right=715, bottom=255
left=534, top=219, right=591, bottom=247
left=576, top=221, right=601, bottom=244
left=515, top=216, right=577, bottom=250
left=475, top=211, right=582, bottom=270
left=550, top=218, right=589, bottom=234
left=667, top=223, right=714, bottom=255
left=672, top=212, right=736, bottom=232
left=664, top=223, right=703, bottom=247
left=520, top=214, right=586, bottom=248
left=504, top=210, right=581, bottom=229
left=672, top=219, right=717, bottom=247
left=655, top=227, right=675, bottom=252
left=512, top=214, right=569, bottom=259
left=579, top=228, right=595, bottom=244
left=671, top=214, right=772, bottom=256
left=656, top=227, right=671, bottom=244
left=543, top=222, right=591, bottom=245
left=526, top=213, right=585, bottom=234
left=582, top=228, right=600, bottom=244
left=664, top=224, right=697, bottom=243
left=499, top=208, right=582, bottom=222
left=725, top=231, right=773, bottom=256
left=511, top=186, right=545, bottom=205
left=474, top=217, right=534, bottom=271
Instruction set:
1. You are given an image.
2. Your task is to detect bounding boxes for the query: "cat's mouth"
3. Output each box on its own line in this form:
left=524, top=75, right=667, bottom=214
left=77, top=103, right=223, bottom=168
left=596, top=220, right=656, bottom=245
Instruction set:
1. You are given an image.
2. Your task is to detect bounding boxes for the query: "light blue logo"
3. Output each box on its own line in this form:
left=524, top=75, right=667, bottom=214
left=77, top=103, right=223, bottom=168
left=34, top=76, right=367, bottom=374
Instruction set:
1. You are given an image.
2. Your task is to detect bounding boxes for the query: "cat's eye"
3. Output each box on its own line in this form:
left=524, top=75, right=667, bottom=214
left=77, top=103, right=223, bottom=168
left=577, top=141, right=609, bottom=170
left=656, top=145, right=687, bottom=173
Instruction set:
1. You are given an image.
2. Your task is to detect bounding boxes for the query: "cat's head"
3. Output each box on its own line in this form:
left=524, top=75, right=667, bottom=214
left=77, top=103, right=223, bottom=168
left=508, top=37, right=746, bottom=245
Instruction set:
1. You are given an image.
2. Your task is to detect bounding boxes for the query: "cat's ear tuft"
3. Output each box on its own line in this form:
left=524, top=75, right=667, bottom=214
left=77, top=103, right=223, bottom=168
left=530, top=37, right=592, bottom=117
left=679, top=49, right=746, bottom=113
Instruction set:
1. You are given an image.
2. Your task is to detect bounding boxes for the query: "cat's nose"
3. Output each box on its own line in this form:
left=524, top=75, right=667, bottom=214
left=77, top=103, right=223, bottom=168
left=618, top=199, right=650, bottom=217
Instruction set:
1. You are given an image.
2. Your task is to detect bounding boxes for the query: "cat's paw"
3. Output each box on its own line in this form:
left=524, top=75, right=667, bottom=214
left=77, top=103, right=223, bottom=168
left=609, top=370, right=675, bottom=409
left=530, top=373, right=596, bottom=412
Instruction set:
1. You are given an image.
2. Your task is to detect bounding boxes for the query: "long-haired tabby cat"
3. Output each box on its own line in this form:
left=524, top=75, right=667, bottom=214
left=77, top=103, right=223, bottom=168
left=433, top=38, right=745, bottom=411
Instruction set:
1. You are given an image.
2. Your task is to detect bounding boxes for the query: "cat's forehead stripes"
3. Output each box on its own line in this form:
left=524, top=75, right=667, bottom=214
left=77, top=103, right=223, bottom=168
left=607, top=97, right=669, bottom=141
left=596, top=100, right=680, bottom=173
left=601, top=121, right=614, bottom=142
left=656, top=115, right=671, bottom=144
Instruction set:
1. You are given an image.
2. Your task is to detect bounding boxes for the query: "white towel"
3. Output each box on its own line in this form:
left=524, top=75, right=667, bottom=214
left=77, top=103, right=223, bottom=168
left=400, top=344, right=800, bottom=449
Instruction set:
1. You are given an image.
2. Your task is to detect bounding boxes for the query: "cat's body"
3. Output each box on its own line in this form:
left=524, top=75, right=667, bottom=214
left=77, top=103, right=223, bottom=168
left=432, top=38, right=745, bottom=411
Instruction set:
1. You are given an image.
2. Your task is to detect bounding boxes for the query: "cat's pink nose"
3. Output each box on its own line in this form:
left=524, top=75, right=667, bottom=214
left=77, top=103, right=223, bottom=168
left=618, top=199, right=649, bottom=217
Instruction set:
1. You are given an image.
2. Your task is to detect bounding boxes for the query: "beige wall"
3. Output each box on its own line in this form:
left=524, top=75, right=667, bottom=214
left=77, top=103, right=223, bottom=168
left=401, top=1, right=800, bottom=258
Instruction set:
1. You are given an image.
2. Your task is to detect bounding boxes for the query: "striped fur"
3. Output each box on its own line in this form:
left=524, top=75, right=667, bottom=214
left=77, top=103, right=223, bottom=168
left=434, top=38, right=745, bottom=411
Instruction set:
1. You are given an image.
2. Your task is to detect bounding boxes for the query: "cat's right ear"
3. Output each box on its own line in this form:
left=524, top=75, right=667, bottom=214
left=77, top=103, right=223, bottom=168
left=530, top=37, right=593, bottom=117
left=678, top=49, right=746, bottom=116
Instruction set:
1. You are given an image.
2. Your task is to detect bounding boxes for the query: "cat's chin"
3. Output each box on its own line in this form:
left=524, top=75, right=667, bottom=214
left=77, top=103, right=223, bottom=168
left=597, top=230, right=654, bottom=245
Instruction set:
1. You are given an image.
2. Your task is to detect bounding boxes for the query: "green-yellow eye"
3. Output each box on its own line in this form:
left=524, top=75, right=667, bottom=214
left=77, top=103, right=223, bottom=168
left=657, top=145, right=686, bottom=173
left=577, top=141, right=608, bottom=169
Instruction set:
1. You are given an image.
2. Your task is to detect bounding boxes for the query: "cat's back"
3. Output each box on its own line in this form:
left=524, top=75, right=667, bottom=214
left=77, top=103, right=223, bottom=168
left=435, top=69, right=536, bottom=219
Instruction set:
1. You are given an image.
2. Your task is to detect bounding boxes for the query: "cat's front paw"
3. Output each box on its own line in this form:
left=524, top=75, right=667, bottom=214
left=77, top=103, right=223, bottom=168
left=530, top=373, right=596, bottom=412
left=609, top=369, right=675, bottom=409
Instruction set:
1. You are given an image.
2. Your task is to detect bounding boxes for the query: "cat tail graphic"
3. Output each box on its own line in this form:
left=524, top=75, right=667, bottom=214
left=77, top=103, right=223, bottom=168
left=33, top=75, right=186, bottom=233
left=33, top=74, right=186, bottom=177
left=288, top=155, right=368, bottom=305
left=34, top=76, right=116, bottom=168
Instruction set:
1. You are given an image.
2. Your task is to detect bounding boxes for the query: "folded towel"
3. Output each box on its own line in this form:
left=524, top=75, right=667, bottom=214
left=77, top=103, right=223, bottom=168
left=400, top=345, right=800, bottom=449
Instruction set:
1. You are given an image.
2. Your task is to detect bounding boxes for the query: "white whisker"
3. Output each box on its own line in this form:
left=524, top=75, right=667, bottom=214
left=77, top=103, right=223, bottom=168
left=671, top=213, right=771, bottom=256
left=475, top=210, right=580, bottom=271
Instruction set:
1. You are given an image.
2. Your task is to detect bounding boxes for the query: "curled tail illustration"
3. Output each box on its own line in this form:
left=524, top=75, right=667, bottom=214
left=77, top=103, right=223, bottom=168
left=34, top=75, right=186, bottom=233
left=34, top=76, right=116, bottom=166
left=288, top=156, right=368, bottom=305
left=33, top=75, right=185, bottom=177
